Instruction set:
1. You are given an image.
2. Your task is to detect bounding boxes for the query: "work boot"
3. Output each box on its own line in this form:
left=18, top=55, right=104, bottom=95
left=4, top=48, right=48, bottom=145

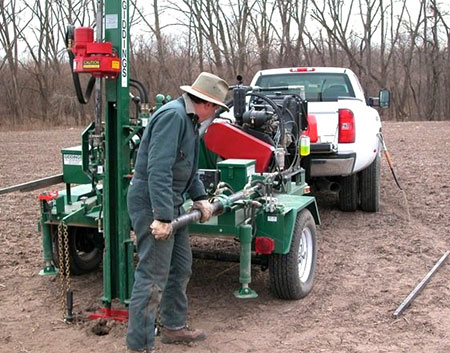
left=161, top=326, right=206, bottom=344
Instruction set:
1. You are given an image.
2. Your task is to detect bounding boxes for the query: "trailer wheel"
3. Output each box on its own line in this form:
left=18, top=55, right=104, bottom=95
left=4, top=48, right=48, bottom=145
left=338, top=173, right=358, bottom=211
left=269, top=209, right=317, bottom=300
left=360, top=155, right=380, bottom=212
left=52, top=226, right=103, bottom=275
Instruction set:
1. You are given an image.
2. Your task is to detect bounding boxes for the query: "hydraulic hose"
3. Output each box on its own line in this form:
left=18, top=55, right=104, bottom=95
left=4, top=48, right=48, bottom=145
left=65, top=25, right=95, bottom=105
left=246, top=92, right=285, bottom=148
left=67, top=50, right=96, bottom=104
left=130, top=79, right=149, bottom=103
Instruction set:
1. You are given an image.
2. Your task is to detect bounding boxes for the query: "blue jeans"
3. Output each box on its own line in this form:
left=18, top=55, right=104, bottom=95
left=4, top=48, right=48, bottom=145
left=126, top=183, right=192, bottom=351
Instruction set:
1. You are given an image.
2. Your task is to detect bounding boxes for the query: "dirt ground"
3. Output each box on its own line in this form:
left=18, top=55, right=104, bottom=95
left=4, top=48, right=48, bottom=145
left=0, top=121, right=449, bottom=353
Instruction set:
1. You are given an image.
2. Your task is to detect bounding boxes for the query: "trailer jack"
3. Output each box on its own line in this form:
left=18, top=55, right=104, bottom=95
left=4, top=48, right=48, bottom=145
left=234, top=224, right=258, bottom=299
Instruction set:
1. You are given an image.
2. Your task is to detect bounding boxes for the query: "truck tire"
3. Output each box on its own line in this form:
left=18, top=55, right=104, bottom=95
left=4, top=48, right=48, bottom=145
left=360, top=155, right=380, bottom=212
left=338, top=173, right=358, bottom=211
left=52, top=226, right=103, bottom=275
left=269, top=209, right=317, bottom=300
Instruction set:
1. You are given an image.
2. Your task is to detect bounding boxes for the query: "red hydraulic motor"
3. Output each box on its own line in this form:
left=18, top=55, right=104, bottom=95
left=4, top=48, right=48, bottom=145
left=70, top=27, right=120, bottom=78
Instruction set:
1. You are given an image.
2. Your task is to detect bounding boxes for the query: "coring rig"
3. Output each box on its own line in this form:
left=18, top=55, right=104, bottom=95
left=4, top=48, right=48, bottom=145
left=0, top=0, right=320, bottom=321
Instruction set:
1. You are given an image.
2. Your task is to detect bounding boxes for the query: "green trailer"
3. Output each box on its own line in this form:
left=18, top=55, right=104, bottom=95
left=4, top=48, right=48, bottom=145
left=0, top=0, right=321, bottom=321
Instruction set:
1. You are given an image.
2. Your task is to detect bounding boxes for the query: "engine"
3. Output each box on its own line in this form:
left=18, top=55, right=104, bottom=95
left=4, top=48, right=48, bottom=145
left=204, top=80, right=309, bottom=175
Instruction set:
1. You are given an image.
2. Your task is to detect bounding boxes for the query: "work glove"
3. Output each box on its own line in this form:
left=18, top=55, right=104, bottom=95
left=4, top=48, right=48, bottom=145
left=150, top=220, right=173, bottom=240
left=192, top=200, right=213, bottom=223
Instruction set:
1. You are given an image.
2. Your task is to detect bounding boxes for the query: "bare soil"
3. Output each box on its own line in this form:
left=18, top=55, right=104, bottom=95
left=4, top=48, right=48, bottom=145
left=1, top=122, right=449, bottom=353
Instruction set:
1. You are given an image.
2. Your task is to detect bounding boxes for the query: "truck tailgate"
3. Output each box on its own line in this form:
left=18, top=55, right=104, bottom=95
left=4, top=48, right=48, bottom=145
left=308, top=102, right=339, bottom=144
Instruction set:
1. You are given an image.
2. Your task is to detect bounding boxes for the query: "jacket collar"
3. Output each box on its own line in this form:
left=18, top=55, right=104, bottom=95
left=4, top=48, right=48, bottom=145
left=181, top=94, right=200, bottom=130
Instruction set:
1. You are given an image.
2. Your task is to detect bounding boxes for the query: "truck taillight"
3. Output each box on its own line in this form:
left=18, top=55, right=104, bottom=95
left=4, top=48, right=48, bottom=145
left=338, top=109, right=355, bottom=143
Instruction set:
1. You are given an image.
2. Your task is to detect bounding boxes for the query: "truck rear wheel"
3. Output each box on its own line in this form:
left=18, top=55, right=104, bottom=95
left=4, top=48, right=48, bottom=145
left=269, top=209, right=317, bottom=300
left=52, top=226, right=103, bottom=275
left=338, top=173, right=358, bottom=211
left=360, top=155, right=380, bottom=212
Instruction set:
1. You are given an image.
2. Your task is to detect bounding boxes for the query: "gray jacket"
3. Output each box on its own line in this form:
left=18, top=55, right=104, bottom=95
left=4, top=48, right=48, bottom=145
left=131, top=97, right=206, bottom=221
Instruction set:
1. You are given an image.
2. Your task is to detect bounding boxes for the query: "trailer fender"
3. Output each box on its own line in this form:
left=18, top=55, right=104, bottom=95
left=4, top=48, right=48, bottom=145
left=256, top=196, right=319, bottom=254
left=305, top=199, right=321, bottom=226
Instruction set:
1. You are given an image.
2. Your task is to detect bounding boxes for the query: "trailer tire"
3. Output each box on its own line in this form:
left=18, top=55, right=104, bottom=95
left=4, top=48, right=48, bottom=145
left=338, top=173, right=358, bottom=212
left=360, top=155, right=380, bottom=212
left=52, top=226, right=103, bottom=275
left=269, top=209, right=317, bottom=300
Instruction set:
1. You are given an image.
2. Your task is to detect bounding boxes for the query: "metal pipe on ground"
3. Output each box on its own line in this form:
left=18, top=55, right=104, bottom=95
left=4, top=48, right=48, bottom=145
left=393, top=250, right=449, bottom=318
left=0, top=174, right=64, bottom=195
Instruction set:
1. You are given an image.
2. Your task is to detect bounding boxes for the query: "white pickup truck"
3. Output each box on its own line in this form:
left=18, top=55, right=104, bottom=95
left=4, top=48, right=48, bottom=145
left=249, top=67, right=390, bottom=212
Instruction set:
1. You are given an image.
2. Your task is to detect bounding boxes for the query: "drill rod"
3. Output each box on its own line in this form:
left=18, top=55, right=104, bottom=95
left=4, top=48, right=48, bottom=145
left=171, top=185, right=262, bottom=231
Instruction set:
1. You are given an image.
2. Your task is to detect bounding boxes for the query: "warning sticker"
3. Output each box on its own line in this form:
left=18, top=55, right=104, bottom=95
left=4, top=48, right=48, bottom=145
left=83, top=60, right=100, bottom=69
left=64, top=154, right=82, bottom=166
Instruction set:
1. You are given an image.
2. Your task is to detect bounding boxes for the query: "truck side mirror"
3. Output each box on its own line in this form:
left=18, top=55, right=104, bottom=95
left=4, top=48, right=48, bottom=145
left=379, top=89, right=390, bottom=108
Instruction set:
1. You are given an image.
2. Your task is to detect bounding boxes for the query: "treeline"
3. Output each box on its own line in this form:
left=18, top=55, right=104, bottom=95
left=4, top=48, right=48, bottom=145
left=1, top=0, right=449, bottom=126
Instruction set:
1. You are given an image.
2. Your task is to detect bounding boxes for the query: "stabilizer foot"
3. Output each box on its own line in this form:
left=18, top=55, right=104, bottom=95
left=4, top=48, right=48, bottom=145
left=233, top=286, right=258, bottom=299
left=39, top=265, right=58, bottom=276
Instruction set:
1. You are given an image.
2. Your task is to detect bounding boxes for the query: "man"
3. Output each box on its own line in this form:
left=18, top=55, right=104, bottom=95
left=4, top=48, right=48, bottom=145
left=126, top=72, right=229, bottom=352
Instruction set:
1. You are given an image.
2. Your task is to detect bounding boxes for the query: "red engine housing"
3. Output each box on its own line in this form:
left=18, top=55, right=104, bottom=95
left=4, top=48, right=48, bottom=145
left=204, top=122, right=274, bottom=173
left=72, top=27, right=120, bottom=78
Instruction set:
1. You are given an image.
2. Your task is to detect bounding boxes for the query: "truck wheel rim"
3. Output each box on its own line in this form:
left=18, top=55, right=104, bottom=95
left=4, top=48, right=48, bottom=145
left=298, top=227, right=313, bottom=283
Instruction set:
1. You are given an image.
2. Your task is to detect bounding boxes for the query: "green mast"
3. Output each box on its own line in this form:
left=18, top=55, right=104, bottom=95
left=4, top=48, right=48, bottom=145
left=102, top=0, right=134, bottom=306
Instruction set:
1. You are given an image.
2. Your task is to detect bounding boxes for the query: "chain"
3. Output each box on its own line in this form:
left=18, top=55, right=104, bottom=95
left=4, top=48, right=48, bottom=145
left=57, top=221, right=71, bottom=321
left=57, top=223, right=66, bottom=317
left=63, top=222, right=71, bottom=295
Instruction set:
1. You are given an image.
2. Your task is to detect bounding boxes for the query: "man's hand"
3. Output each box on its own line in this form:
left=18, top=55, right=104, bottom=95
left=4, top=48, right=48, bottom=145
left=150, top=220, right=173, bottom=240
left=192, top=200, right=213, bottom=223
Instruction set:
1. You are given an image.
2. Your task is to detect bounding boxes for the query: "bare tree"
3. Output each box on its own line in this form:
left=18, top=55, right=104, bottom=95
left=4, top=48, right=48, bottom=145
left=269, top=0, right=309, bottom=66
left=0, top=0, right=30, bottom=122
left=168, top=0, right=250, bottom=78
left=430, top=0, right=450, bottom=119
left=394, top=3, right=425, bottom=120
left=291, top=0, right=309, bottom=66
left=20, top=0, right=66, bottom=122
left=378, top=0, right=406, bottom=87
left=310, top=0, right=359, bottom=69
left=1, top=0, right=449, bottom=125
left=219, top=0, right=255, bottom=78
left=426, top=0, right=443, bottom=120
left=131, top=0, right=174, bottom=91
left=249, top=0, right=276, bottom=69
left=358, top=0, right=381, bottom=87
left=274, top=0, right=293, bottom=65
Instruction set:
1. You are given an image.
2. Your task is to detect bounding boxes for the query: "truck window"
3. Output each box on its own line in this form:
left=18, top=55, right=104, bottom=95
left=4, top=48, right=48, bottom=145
left=255, top=73, right=355, bottom=102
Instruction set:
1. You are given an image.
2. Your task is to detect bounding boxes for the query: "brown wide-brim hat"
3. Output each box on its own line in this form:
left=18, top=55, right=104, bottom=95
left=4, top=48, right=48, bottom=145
left=180, top=72, right=229, bottom=111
